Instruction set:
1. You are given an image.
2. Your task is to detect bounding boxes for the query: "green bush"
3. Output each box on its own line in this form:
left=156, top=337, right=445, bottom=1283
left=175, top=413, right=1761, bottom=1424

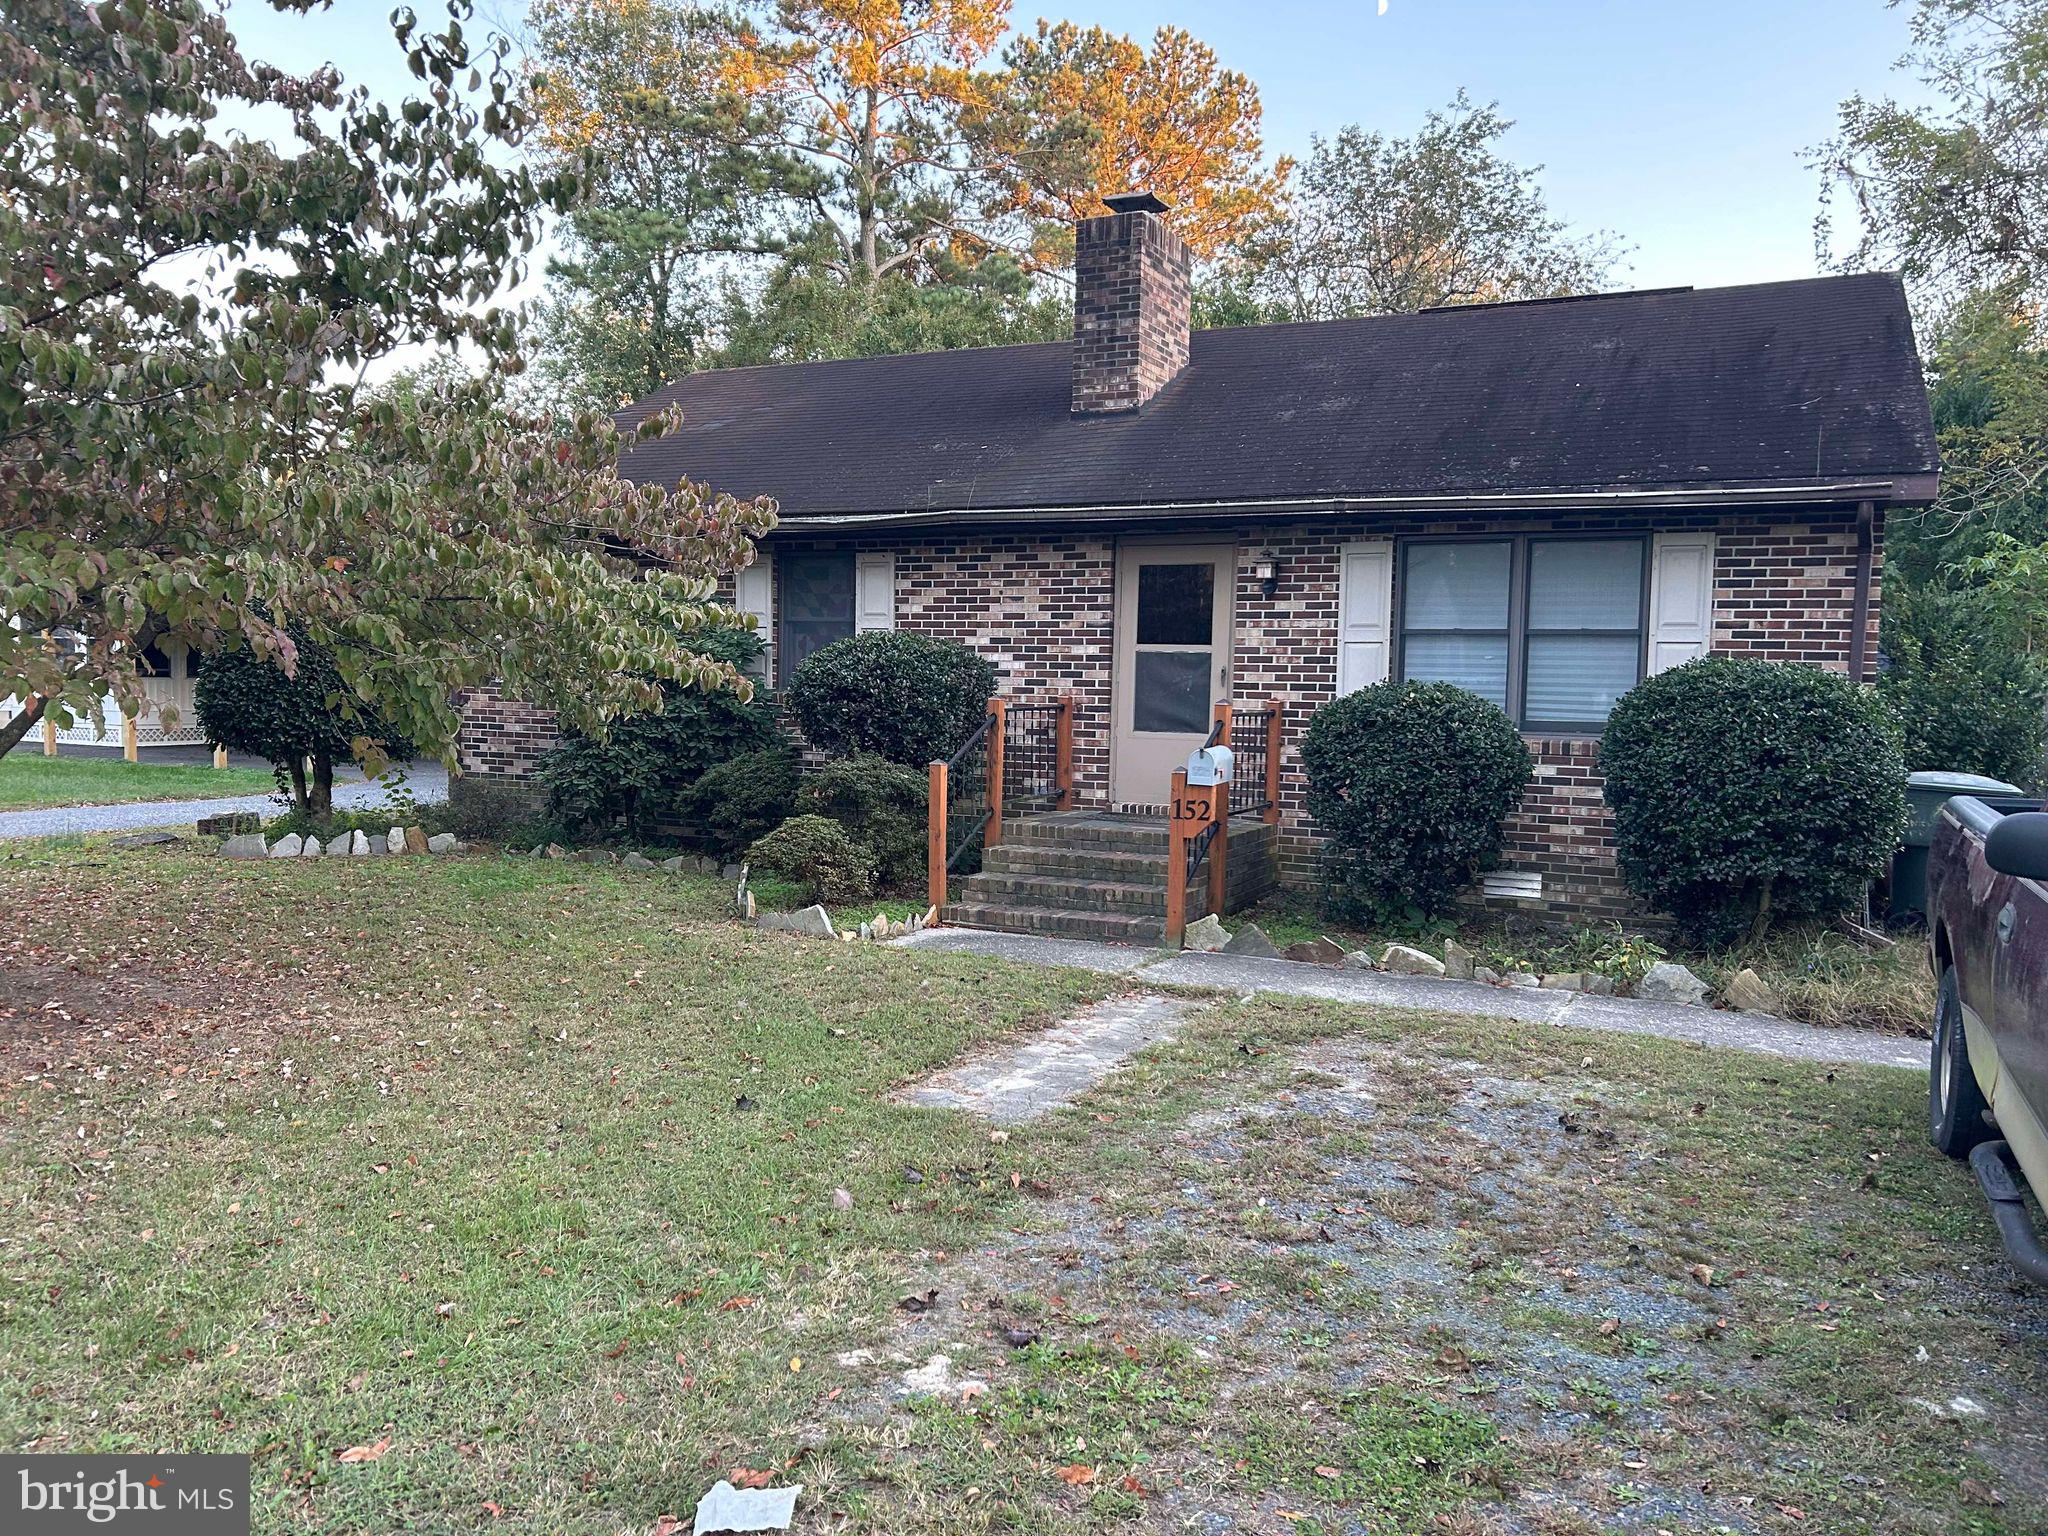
left=195, top=624, right=412, bottom=818
left=536, top=628, right=778, bottom=837
left=687, top=747, right=803, bottom=858
left=784, top=630, right=996, bottom=766
left=746, top=814, right=876, bottom=905
left=1601, top=656, right=1908, bottom=946
left=1300, top=681, right=1533, bottom=924
left=1879, top=586, right=2043, bottom=786
left=798, top=753, right=928, bottom=892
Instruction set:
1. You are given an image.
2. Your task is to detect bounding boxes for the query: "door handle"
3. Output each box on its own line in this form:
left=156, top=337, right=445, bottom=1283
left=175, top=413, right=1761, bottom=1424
left=1999, top=902, right=2016, bottom=945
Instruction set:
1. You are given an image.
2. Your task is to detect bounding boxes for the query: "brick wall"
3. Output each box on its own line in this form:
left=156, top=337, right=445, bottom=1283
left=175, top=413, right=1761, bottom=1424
left=1071, top=209, right=1192, bottom=415
left=447, top=683, right=562, bottom=834
left=453, top=504, right=1882, bottom=918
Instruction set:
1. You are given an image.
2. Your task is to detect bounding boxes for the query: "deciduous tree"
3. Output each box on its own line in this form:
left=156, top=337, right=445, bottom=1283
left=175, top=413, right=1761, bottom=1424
left=1219, top=93, right=1620, bottom=321
left=0, top=0, right=775, bottom=762
left=986, top=21, right=1287, bottom=262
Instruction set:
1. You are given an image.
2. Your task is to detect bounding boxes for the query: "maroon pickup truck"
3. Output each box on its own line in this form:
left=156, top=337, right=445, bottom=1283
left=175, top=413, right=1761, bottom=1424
left=1926, top=794, right=2048, bottom=1285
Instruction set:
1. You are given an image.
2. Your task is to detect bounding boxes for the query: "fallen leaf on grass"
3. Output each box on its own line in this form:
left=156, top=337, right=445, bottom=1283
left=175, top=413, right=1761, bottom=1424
left=1313, top=1465, right=1341, bottom=1479
left=1961, top=1478, right=2005, bottom=1508
left=1052, top=1464, right=1096, bottom=1486
left=896, top=1289, right=940, bottom=1314
left=336, top=1438, right=392, bottom=1464
left=1688, top=1264, right=1715, bottom=1288
left=728, top=1467, right=777, bottom=1490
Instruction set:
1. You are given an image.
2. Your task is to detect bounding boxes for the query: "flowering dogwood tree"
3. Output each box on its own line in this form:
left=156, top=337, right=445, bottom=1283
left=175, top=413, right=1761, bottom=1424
left=0, top=0, right=775, bottom=763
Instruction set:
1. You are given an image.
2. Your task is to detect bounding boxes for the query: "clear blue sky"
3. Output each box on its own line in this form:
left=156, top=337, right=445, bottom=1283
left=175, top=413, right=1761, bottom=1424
left=226, top=0, right=1927, bottom=294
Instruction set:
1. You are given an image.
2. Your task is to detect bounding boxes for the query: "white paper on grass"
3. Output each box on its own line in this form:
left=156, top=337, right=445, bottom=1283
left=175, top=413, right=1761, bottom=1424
left=692, top=1480, right=803, bottom=1535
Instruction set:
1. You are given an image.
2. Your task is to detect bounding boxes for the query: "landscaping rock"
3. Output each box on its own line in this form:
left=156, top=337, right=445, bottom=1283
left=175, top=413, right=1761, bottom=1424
left=622, top=851, right=657, bottom=870
left=427, top=833, right=458, bottom=854
left=1473, top=965, right=1500, bottom=984
left=786, top=904, right=835, bottom=939
left=545, top=843, right=567, bottom=859
left=404, top=826, right=429, bottom=855
left=1443, top=939, right=1476, bottom=980
left=1721, top=967, right=1782, bottom=1015
left=1283, top=936, right=1347, bottom=965
left=1539, top=972, right=1588, bottom=993
left=197, top=811, right=260, bottom=837
left=1583, top=974, right=1616, bottom=996
left=322, top=833, right=348, bottom=856
left=221, top=833, right=268, bottom=859
left=1502, top=971, right=1540, bottom=988
left=110, top=831, right=181, bottom=849
left=755, top=912, right=791, bottom=932
left=348, top=829, right=370, bottom=857
left=661, top=856, right=687, bottom=873
left=1381, top=943, right=1446, bottom=977
left=572, top=848, right=615, bottom=865
left=1637, top=961, right=1710, bottom=1006
left=1182, top=913, right=1228, bottom=952
left=300, top=836, right=321, bottom=858
left=1340, top=949, right=1377, bottom=970
left=385, top=827, right=406, bottom=855
left=721, top=863, right=744, bottom=881
left=698, top=855, right=722, bottom=874
left=269, top=833, right=303, bottom=858
left=1221, top=922, right=1281, bottom=959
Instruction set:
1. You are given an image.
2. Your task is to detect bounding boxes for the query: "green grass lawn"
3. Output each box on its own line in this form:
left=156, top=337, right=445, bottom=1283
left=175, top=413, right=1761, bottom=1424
left=0, top=752, right=276, bottom=810
left=0, top=839, right=2040, bottom=1535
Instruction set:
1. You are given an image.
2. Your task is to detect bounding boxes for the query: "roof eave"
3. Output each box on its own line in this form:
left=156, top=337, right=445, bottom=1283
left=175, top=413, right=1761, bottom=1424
left=763, top=474, right=1941, bottom=537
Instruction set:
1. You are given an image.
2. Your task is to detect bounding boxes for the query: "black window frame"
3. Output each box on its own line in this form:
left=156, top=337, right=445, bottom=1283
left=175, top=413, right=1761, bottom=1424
left=1395, top=533, right=1651, bottom=734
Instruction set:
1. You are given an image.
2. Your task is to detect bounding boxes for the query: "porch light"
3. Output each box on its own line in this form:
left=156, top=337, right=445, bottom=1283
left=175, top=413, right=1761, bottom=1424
left=1250, top=552, right=1280, bottom=599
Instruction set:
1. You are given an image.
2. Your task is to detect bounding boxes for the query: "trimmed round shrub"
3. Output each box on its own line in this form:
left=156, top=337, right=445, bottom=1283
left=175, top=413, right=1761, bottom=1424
left=798, top=752, right=929, bottom=893
left=687, top=746, right=803, bottom=857
left=747, top=814, right=877, bottom=905
left=1600, top=656, right=1908, bottom=947
left=784, top=630, right=997, bottom=767
left=1301, top=681, right=1534, bottom=924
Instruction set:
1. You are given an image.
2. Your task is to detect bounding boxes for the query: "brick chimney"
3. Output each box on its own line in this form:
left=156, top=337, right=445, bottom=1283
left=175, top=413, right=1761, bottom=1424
left=1071, top=191, right=1192, bottom=415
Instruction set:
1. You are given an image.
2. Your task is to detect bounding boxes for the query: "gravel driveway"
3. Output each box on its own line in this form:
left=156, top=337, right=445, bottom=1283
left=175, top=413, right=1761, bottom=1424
left=0, top=763, right=448, bottom=839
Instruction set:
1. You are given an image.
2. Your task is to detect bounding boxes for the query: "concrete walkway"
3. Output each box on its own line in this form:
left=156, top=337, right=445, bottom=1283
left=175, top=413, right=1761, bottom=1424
left=892, top=927, right=1928, bottom=1073
left=0, top=763, right=449, bottom=839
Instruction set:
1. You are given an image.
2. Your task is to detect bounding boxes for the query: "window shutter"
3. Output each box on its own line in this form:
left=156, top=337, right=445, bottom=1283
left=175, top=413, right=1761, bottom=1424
left=1337, top=541, right=1394, bottom=695
left=734, top=550, right=774, bottom=681
left=1646, top=531, right=1715, bottom=674
left=855, top=551, right=896, bottom=632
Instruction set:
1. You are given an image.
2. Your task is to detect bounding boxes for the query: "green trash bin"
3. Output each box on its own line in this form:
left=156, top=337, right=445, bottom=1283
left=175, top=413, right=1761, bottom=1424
left=1891, top=770, right=2024, bottom=921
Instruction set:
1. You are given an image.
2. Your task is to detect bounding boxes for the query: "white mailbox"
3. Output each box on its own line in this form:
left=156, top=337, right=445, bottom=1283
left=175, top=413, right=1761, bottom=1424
left=1185, top=744, right=1234, bottom=787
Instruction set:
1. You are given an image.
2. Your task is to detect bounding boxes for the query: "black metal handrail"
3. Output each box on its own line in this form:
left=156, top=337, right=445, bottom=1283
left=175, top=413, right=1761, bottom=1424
left=943, top=715, right=994, bottom=872
left=1003, top=701, right=1065, bottom=811
left=1228, top=707, right=1276, bottom=818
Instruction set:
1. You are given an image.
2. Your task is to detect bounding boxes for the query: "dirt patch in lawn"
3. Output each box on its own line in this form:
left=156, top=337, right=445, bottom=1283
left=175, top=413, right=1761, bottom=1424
left=820, top=1028, right=2048, bottom=1534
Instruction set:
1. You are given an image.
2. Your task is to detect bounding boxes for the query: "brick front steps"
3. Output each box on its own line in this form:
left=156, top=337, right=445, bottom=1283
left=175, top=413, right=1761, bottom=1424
left=941, top=810, right=1276, bottom=943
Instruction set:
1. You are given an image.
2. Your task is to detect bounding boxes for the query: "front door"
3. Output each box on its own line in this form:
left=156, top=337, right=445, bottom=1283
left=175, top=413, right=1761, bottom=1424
left=1112, top=542, right=1234, bottom=809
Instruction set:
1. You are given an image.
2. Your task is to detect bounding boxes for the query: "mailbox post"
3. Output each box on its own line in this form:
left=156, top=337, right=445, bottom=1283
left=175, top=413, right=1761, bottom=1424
left=1165, top=740, right=1234, bottom=949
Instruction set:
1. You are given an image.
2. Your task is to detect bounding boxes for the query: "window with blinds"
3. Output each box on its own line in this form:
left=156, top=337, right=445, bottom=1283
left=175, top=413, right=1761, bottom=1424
left=1397, top=535, right=1648, bottom=730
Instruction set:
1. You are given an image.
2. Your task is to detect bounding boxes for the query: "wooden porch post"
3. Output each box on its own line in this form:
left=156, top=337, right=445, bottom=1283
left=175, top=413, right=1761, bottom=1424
left=121, top=713, right=137, bottom=763
left=927, top=760, right=949, bottom=912
left=1263, top=700, right=1283, bottom=826
left=984, top=697, right=1006, bottom=850
left=1054, top=693, right=1075, bottom=810
left=1164, top=766, right=1191, bottom=949
left=1208, top=700, right=1232, bottom=919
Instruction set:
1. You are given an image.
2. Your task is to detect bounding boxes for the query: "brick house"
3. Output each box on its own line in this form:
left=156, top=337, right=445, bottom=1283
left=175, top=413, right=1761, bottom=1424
left=456, top=191, right=1937, bottom=930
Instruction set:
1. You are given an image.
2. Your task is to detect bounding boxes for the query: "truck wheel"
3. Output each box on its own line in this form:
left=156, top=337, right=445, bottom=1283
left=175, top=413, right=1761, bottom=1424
left=1930, top=966, right=1991, bottom=1159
